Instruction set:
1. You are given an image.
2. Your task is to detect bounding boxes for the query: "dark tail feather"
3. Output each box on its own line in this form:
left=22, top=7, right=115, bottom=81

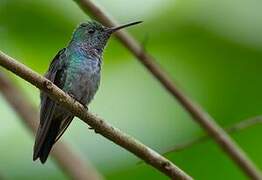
left=33, top=119, right=60, bottom=163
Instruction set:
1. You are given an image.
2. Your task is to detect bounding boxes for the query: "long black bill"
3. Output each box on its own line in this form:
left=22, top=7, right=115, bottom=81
left=107, top=21, right=142, bottom=33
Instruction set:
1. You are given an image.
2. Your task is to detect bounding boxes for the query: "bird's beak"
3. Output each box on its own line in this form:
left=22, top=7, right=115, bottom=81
left=107, top=21, right=142, bottom=33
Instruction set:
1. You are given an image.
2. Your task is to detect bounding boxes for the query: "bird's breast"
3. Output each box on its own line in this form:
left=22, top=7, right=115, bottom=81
left=63, top=55, right=101, bottom=105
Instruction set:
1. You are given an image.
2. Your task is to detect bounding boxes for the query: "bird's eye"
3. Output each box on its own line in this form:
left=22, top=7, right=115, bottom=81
left=88, top=29, right=95, bottom=34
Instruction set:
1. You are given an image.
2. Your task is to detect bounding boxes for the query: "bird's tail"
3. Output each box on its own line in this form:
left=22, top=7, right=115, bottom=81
left=33, top=118, right=61, bottom=163
left=33, top=114, right=74, bottom=163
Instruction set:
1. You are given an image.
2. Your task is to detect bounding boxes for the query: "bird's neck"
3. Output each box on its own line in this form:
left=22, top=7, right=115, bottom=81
left=68, top=41, right=102, bottom=59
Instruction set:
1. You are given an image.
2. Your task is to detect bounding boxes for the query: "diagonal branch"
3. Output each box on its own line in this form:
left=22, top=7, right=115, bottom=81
left=164, top=116, right=262, bottom=154
left=73, top=0, right=262, bottom=179
left=0, top=71, right=103, bottom=180
left=0, top=51, right=192, bottom=180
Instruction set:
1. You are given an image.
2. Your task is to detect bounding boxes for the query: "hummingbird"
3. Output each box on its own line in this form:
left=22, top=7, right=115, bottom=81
left=33, top=20, right=142, bottom=163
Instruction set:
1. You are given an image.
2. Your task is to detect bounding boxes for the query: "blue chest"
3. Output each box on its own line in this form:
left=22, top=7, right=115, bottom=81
left=63, top=52, right=102, bottom=104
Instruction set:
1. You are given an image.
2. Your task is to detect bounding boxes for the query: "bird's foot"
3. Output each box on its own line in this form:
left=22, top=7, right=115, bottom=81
left=68, top=93, right=88, bottom=110
left=68, top=93, right=77, bottom=102
left=80, top=102, right=88, bottom=111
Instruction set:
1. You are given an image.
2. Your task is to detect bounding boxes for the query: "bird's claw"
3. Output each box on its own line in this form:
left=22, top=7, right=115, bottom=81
left=80, top=103, right=88, bottom=111
left=68, top=93, right=88, bottom=110
left=68, top=93, right=77, bottom=102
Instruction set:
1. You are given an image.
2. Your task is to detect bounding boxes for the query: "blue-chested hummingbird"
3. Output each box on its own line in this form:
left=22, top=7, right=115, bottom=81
left=33, top=20, right=142, bottom=163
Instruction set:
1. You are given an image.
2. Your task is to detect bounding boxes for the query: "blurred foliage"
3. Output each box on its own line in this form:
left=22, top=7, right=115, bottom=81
left=0, top=0, right=262, bottom=179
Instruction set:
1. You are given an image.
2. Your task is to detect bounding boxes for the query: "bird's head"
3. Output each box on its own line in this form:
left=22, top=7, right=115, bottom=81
left=71, top=20, right=142, bottom=53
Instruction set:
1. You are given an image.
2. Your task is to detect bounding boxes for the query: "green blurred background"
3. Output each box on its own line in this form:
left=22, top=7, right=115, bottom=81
left=0, top=0, right=262, bottom=179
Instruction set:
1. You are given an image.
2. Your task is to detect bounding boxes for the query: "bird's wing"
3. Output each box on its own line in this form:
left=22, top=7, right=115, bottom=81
left=39, top=48, right=67, bottom=126
left=54, top=115, right=74, bottom=142
left=34, top=48, right=73, bottom=162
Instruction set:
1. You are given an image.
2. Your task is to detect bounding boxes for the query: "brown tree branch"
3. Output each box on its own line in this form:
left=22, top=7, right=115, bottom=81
left=73, top=0, right=262, bottom=179
left=0, top=51, right=192, bottom=180
left=164, top=116, right=262, bottom=154
left=0, top=71, right=103, bottom=180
